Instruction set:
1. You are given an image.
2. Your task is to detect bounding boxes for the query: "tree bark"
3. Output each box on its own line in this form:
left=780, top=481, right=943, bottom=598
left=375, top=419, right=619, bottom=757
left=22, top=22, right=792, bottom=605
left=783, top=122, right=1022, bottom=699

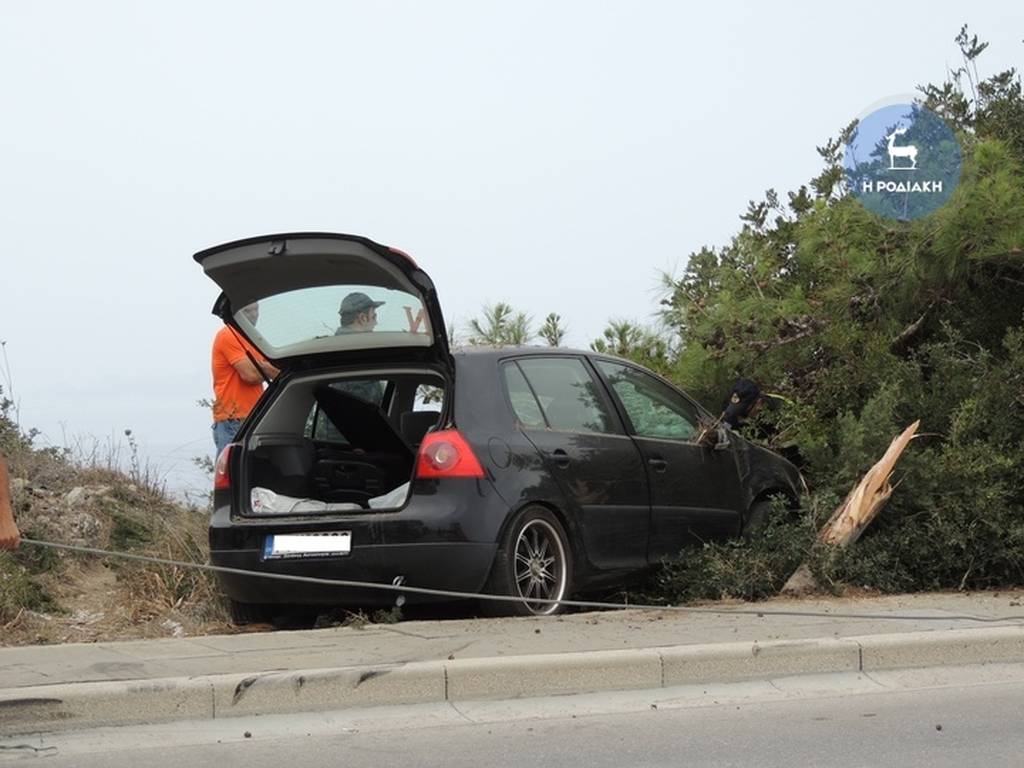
left=781, top=420, right=920, bottom=595
left=891, top=305, right=935, bottom=355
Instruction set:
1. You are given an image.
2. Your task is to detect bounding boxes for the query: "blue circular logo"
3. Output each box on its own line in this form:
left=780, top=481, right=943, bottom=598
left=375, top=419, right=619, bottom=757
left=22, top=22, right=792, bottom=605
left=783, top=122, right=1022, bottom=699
left=844, top=101, right=962, bottom=220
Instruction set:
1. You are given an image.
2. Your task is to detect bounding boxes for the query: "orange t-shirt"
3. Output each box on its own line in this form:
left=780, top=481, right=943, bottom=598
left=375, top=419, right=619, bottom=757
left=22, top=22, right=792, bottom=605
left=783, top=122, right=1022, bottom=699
left=211, top=326, right=268, bottom=422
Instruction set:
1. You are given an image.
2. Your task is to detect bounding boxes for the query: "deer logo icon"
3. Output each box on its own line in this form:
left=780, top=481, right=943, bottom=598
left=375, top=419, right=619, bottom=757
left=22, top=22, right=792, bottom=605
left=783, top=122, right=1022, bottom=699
left=886, top=127, right=918, bottom=170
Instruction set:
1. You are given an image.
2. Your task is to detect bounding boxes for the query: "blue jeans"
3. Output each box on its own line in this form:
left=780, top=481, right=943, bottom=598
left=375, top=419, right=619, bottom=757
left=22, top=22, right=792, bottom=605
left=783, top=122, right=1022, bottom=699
left=212, top=419, right=243, bottom=458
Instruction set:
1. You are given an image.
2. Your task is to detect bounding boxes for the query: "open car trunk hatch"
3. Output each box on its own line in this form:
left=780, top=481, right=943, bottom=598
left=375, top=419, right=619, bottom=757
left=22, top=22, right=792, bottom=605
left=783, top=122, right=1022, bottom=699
left=194, top=232, right=452, bottom=373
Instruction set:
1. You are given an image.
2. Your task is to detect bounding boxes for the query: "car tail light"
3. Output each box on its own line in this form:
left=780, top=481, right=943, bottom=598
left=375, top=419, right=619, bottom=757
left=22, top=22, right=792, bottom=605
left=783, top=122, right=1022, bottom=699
left=214, top=444, right=234, bottom=490
left=416, top=430, right=484, bottom=478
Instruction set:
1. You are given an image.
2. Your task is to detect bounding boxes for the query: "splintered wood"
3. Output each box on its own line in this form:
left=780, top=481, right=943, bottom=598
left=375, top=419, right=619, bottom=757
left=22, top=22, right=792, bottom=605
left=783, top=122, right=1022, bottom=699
left=782, top=420, right=920, bottom=595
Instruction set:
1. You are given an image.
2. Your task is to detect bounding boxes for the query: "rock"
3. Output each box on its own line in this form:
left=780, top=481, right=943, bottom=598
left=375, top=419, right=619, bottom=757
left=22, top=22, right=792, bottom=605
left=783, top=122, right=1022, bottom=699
left=64, top=485, right=112, bottom=507
left=71, top=610, right=104, bottom=625
left=24, top=505, right=103, bottom=548
left=781, top=563, right=819, bottom=595
left=161, top=619, right=186, bottom=638
left=66, top=511, right=103, bottom=546
left=65, top=487, right=87, bottom=505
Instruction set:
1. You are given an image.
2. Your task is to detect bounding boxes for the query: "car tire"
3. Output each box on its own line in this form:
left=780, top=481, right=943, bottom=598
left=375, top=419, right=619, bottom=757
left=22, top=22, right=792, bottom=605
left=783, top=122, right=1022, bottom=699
left=482, top=506, right=573, bottom=617
left=741, top=499, right=774, bottom=539
left=227, top=599, right=272, bottom=626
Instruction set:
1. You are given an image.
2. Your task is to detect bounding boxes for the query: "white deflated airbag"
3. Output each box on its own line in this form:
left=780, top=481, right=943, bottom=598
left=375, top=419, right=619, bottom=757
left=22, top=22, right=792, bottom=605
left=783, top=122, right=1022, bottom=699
left=250, top=483, right=411, bottom=515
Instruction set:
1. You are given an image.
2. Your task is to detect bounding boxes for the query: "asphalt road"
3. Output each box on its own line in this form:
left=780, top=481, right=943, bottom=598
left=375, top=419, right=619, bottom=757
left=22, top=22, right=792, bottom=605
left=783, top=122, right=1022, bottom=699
left=6, top=667, right=1024, bottom=767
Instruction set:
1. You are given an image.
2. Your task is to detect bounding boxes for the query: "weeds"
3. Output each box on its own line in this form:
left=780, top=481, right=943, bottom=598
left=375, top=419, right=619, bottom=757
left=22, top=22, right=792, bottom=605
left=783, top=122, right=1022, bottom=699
left=110, top=494, right=225, bottom=624
left=0, top=552, right=56, bottom=623
left=0, top=380, right=230, bottom=637
left=312, top=606, right=404, bottom=629
left=370, top=606, right=404, bottom=624
left=642, top=499, right=819, bottom=604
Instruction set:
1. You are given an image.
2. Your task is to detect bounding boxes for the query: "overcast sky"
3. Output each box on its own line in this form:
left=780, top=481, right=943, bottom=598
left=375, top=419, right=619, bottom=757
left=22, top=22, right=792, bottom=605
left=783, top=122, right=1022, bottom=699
left=1, top=1, right=1020, bottom=500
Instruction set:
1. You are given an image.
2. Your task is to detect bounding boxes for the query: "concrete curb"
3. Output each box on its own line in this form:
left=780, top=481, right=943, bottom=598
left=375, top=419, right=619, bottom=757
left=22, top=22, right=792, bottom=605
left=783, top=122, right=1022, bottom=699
left=2, top=625, right=1021, bottom=734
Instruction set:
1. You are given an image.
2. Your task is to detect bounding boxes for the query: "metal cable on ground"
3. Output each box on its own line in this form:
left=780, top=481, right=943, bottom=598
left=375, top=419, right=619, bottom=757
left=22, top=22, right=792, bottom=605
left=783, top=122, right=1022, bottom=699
left=19, top=537, right=1024, bottom=624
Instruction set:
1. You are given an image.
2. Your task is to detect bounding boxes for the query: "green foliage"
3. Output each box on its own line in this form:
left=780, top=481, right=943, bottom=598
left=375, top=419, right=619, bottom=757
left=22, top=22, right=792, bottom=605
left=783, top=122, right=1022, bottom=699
left=0, top=387, right=33, bottom=458
left=370, top=606, right=404, bottom=624
left=467, top=302, right=533, bottom=346
left=644, top=31, right=1024, bottom=600
left=0, top=552, right=56, bottom=622
left=590, top=320, right=673, bottom=374
left=313, top=605, right=403, bottom=629
left=539, top=313, right=568, bottom=347
left=106, top=484, right=175, bottom=552
left=921, top=26, right=1024, bottom=160
left=466, top=304, right=572, bottom=348
left=109, top=511, right=153, bottom=551
left=13, top=528, right=59, bottom=575
left=170, top=526, right=221, bottom=611
left=645, top=499, right=818, bottom=602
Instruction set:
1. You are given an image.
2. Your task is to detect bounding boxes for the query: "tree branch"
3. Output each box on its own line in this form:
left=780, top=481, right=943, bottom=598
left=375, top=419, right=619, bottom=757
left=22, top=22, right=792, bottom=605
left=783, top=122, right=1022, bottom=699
left=891, top=302, right=936, bottom=355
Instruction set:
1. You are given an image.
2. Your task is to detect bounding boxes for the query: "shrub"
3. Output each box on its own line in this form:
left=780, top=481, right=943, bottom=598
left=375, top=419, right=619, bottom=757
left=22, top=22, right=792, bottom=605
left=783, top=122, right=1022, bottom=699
left=642, top=498, right=819, bottom=603
left=639, top=33, right=1024, bottom=602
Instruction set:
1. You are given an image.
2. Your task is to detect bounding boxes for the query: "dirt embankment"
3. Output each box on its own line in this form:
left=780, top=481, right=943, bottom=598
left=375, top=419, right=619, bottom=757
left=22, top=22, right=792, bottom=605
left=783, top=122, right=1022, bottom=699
left=2, top=468, right=234, bottom=646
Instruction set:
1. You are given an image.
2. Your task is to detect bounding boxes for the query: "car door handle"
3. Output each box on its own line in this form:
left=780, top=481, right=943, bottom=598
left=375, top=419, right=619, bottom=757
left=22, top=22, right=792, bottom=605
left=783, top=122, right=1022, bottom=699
left=647, top=457, right=668, bottom=472
left=550, top=449, right=571, bottom=469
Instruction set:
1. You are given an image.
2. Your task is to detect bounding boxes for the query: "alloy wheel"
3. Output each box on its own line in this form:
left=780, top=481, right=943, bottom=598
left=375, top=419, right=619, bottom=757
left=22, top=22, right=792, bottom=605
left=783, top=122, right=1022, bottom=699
left=513, top=518, right=568, bottom=615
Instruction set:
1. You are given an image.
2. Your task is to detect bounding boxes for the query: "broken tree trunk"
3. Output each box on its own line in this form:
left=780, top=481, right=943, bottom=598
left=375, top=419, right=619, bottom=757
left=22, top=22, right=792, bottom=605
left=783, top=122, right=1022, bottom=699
left=781, top=420, right=921, bottom=595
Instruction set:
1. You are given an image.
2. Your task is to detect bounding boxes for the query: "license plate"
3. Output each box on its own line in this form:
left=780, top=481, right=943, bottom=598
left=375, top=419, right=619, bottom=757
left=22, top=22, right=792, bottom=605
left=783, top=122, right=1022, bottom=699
left=263, top=532, right=352, bottom=559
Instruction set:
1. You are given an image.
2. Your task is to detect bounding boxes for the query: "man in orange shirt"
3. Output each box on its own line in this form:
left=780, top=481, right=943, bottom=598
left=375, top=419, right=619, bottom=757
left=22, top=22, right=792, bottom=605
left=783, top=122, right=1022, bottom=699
left=0, top=453, right=19, bottom=550
left=211, top=302, right=279, bottom=457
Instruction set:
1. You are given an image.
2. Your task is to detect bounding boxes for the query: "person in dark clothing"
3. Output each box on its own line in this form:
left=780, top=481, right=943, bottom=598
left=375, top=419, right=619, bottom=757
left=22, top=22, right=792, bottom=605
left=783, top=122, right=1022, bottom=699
left=721, top=379, right=804, bottom=469
left=722, top=379, right=768, bottom=431
left=335, top=291, right=385, bottom=336
left=333, top=292, right=386, bottom=405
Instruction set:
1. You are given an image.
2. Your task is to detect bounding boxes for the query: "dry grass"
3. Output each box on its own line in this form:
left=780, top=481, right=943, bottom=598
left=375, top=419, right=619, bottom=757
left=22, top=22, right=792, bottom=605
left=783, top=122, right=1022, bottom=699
left=0, top=400, right=234, bottom=645
left=114, top=505, right=227, bottom=625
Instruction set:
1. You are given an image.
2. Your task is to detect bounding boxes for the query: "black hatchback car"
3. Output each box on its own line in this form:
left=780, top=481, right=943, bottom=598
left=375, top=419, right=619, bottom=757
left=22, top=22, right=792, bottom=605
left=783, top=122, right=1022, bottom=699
left=197, top=232, right=802, bottom=621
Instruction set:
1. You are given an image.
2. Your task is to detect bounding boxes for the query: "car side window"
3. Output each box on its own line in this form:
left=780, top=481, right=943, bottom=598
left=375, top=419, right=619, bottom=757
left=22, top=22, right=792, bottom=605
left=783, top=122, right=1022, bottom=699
left=501, top=362, right=547, bottom=428
left=595, top=361, right=699, bottom=441
left=413, top=383, right=443, bottom=413
left=514, top=358, right=618, bottom=435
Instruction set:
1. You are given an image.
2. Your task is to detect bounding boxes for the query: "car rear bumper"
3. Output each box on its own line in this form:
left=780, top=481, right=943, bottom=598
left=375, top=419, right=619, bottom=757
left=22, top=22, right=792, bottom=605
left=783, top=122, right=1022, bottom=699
left=210, top=540, right=497, bottom=606
left=209, top=479, right=509, bottom=607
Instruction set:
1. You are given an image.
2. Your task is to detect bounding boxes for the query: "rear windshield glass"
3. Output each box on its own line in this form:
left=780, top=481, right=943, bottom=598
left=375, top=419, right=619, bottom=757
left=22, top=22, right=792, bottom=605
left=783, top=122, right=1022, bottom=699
left=237, top=285, right=432, bottom=355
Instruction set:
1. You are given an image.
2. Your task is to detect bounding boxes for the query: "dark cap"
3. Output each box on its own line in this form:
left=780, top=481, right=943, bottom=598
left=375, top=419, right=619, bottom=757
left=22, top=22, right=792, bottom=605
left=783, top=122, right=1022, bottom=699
left=339, top=292, right=385, bottom=317
left=728, top=379, right=761, bottom=404
left=722, top=379, right=762, bottom=428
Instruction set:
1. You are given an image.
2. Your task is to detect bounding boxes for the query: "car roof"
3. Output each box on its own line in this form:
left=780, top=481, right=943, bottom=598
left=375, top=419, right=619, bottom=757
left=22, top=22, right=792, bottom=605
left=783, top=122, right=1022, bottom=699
left=452, top=345, right=648, bottom=371
left=453, top=345, right=601, bottom=360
